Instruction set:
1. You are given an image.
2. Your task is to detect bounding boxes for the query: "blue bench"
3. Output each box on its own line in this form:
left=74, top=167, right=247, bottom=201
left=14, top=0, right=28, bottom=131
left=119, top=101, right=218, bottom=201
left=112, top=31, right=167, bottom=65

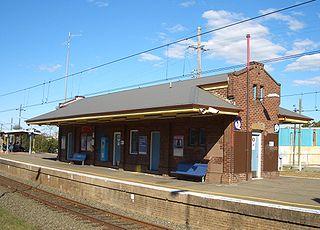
left=171, top=163, right=208, bottom=182
left=68, top=153, right=86, bottom=165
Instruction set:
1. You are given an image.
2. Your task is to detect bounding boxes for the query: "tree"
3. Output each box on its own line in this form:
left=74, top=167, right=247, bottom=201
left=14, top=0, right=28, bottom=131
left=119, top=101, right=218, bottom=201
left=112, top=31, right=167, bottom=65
left=302, top=121, right=320, bottom=127
left=12, top=124, right=22, bottom=130
left=34, top=135, right=58, bottom=153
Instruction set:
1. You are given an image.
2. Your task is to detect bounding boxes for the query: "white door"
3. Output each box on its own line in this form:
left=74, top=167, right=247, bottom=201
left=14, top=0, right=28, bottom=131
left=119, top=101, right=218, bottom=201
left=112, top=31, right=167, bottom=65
left=251, top=132, right=262, bottom=178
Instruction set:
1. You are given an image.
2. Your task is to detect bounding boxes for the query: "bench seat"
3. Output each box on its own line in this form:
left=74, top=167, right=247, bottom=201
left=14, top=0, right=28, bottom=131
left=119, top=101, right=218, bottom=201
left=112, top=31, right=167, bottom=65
left=171, top=163, right=208, bottom=182
left=69, top=153, right=86, bottom=165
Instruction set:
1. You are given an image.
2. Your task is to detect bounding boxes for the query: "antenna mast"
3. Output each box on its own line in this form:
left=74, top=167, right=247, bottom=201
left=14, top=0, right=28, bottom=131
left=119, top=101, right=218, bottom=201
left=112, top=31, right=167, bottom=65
left=64, top=32, right=71, bottom=102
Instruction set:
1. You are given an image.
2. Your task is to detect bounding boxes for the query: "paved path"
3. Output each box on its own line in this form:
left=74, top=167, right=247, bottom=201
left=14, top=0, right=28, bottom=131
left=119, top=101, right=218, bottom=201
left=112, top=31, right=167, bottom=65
left=0, top=153, right=319, bottom=210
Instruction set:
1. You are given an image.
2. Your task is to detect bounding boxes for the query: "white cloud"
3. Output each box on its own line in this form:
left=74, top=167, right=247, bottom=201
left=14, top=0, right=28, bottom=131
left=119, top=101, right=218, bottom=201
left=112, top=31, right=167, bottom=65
left=285, top=53, right=320, bottom=72
left=264, top=64, right=274, bottom=72
left=201, top=10, right=286, bottom=64
left=87, top=0, right=108, bottom=7
left=165, top=40, right=196, bottom=59
left=259, top=8, right=304, bottom=31
left=293, top=76, right=320, bottom=86
left=286, top=39, right=319, bottom=55
left=180, top=0, right=195, bottom=8
left=37, top=64, right=62, bottom=73
left=139, top=53, right=162, bottom=62
left=167, top=24, right=186, bottom=33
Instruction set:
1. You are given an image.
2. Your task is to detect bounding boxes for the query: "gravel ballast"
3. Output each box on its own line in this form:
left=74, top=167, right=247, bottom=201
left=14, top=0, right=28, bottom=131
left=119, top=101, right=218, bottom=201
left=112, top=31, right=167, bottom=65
left=0, top=185, right=104, bottom=230
left=0, top=171, right=190, bottom=230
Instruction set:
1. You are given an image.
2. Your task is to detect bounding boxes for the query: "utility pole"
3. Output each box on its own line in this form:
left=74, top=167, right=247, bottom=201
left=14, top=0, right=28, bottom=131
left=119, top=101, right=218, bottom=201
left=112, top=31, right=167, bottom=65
left=17, top=104, right=26, bottom=129
left=10, top=118, right=13, bottom=130
left=197, top=26, right=202, bottom=78
left=189, top=27, right=207, bottom=78
left=64, top=32, right=71, bottom=102
left=293, top=124, right=296, bottom=167
left=298, top=96, right=302, bottom=171
left=293, top=105, right=297, bottom=167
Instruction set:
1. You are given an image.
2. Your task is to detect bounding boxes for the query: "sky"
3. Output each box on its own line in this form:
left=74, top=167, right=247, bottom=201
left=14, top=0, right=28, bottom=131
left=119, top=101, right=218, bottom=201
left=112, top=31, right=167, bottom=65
left=0, top=0, right=320, bottom=133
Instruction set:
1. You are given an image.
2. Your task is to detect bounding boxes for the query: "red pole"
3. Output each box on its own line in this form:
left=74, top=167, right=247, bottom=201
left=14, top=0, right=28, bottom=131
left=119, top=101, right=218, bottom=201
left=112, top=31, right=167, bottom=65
left=246, top=34, right=250, bottom=69
left=245, top=34, right=250, bottom=180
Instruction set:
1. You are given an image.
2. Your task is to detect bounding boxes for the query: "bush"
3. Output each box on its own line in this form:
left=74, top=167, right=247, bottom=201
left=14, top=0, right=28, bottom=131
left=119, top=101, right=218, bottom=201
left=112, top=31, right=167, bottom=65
left=34, top=135, right=58, bottom=153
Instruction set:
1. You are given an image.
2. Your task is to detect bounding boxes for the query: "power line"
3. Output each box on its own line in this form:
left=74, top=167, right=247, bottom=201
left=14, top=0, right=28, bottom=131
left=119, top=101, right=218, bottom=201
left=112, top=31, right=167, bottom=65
left=0, top=0, right=316, bottom=99
left=282, top=90, right=320, bottom=98
left=0, top=48, right=319, bottom=115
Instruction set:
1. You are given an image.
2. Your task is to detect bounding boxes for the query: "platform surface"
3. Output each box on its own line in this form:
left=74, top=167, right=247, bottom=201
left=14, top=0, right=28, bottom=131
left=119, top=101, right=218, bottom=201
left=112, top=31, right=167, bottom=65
left=0, top=152, right=319, bottom=211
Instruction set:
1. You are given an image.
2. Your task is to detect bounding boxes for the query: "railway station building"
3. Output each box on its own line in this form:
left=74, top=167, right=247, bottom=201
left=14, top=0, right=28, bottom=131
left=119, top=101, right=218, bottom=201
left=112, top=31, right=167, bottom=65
left=27, top=62, right=311, bottom=183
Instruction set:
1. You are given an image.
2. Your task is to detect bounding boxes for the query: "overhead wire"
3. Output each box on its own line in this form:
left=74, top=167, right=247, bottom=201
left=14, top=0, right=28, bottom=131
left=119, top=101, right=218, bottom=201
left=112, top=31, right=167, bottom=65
left=0, top=0, right=316, bottom=99
left=0, top=48, right=319, bottom=114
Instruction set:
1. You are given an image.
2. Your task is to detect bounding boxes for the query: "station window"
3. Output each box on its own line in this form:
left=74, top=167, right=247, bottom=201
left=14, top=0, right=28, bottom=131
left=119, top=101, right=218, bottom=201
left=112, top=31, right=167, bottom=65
left=199, top=128, right=206, bottom=146
left=253, top=84, right=257, bottom=100
left=189, top=128, right=197, bottom=146
left=81, top=133, right=93, bottom=152
left=130, top=130, right=139, bottom=154
left=260, top=86, right=264, bottom=101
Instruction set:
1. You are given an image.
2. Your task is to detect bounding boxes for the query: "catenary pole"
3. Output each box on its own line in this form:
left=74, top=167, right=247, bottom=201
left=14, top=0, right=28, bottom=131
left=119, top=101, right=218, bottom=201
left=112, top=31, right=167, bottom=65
left=293, top=124, right=296, bottom=166
left=298, top=96, right=302, bottom=171
left=197, top=27, right=202, bottom=78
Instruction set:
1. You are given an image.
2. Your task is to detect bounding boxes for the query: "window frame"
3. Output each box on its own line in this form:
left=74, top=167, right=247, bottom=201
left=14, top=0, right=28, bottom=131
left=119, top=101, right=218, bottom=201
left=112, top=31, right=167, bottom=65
left=80, top=133, right=93, bottom=152
left=253, top=84, right=257, bottom=100
left=260, top=85, right=264, bottom=101
left=189, top=128, right=197, bottom=146
left=199, top=128, right=206, bottom=146
left=130, top=130, right=139, bottom=155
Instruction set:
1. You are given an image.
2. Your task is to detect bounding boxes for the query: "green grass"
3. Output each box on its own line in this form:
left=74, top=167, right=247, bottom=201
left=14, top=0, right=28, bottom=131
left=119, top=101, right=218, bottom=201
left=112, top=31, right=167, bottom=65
left=0, top=207, right=35, bottom=230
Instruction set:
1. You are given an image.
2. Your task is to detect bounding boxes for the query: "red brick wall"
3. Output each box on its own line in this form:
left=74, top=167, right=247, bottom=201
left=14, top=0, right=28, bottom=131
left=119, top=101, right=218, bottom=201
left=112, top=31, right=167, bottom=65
left=57, top=62, right=280, bottom=184
left=208, top=87, right=228, bottom=99
left=205, top=63, right=280, bottom=183
left=230, top=63, right=280, bottom=132
left=58, top=116, right=232, bottom=179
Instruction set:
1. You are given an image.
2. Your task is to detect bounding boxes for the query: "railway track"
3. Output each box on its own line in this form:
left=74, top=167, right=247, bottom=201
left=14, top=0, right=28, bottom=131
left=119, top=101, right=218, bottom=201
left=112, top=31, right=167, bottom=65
left=0, top=175, right=168, bottom=230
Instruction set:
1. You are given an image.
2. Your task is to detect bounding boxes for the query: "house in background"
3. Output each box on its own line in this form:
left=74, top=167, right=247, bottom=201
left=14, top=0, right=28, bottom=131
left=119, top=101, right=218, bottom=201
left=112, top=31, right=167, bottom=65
left=26, top=62, right=311, bottom=183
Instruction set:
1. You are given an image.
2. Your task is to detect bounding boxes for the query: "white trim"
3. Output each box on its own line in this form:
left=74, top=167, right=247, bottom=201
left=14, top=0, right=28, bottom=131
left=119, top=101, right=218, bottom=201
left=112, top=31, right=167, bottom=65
left=129, top=130, right=139, bottom=155
left=252, top=132, right=262, bottom=178
left=113, top=132, right=121, bottom=166
left=1, top=157, right=319, bottom=214
left=150, top=131, right=160, bottom=171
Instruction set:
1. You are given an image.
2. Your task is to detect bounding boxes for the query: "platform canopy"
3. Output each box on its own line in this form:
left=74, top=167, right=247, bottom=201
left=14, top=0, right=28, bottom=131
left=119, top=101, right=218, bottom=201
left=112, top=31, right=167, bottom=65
left=278, top=107, right=312, bottom=124
left=0, top=129, right=41, bottom=135
left=0, top=129, right=41, bottom=154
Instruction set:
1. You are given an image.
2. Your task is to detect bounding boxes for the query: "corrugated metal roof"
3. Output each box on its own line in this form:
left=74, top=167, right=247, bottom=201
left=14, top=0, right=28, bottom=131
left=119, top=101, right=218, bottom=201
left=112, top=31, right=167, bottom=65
left=27, top=73, right=239, bottom=123
left=279, top=107, right=312, bottom=120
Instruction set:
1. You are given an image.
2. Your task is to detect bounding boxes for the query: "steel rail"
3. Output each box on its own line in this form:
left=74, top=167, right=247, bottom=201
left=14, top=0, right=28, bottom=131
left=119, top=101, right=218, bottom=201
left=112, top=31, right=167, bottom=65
left=0, top=175, right=167, bottom=230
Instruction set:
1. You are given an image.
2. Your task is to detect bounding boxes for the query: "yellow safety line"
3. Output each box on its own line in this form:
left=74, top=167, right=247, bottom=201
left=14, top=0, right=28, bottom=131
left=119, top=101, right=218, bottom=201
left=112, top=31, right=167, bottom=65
left=280, top=175, right=320, bottom=180
left=47, top=165, right=320, bottom=210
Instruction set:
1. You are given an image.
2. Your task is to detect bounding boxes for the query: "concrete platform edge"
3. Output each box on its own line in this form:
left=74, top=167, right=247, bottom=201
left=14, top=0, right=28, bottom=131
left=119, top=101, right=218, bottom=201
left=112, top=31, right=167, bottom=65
left=0, top=157, right=319, bottom=229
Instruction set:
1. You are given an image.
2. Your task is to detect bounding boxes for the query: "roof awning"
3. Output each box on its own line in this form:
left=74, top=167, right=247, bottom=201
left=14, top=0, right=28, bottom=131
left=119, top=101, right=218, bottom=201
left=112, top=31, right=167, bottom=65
left=278, top=107, right=312, bottom=124
left=27, top=106, right=239, bottom=126
left=0, top=129, right=41, bottom=135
